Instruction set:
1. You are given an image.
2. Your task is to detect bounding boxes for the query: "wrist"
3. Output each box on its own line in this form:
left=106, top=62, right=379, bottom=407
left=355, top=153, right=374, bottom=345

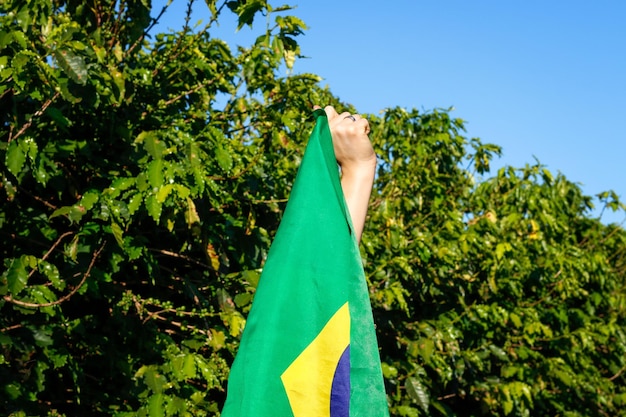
left=340, top=156, right=377, bottom=183
left=340, top=157, right=376, bottom=241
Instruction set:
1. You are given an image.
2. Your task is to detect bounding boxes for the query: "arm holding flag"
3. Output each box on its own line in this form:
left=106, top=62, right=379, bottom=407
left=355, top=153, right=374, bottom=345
left=315, top=105, right=377, bottom=243
left=221, top=106, right=389, bottom=417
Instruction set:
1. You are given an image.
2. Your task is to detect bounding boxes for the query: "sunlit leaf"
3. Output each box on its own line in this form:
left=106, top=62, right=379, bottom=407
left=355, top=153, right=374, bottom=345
left=6, top=140, right=26, bottom=178
left=406, top=376, right=430, bottom=412
left=5, top=257, right=28, bottom=294
left=53, top=48, right=88, bottom=85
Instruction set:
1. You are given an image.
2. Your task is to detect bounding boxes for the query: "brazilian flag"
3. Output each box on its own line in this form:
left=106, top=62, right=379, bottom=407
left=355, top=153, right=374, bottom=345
left=221, top=110, right=389, bottom=417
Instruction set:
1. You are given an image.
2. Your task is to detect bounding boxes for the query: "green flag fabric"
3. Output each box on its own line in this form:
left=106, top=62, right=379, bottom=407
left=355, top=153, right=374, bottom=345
left=221, top=110, right=389, bottom=417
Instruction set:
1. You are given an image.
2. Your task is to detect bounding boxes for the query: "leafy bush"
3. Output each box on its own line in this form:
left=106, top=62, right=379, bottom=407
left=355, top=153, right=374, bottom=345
left=2, top=1, right=625, bottom=416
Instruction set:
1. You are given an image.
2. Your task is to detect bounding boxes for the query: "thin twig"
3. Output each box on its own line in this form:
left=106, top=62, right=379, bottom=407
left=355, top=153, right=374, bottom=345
left=0, top=324, right=24, bottom=333
left=437, top=393, right=458, bottom=400
left=207, top=138, right=268, bottom=182
left=140, top=80, right=216, bottom=119
left=148, top=248, right=211, bottom=269
left=523, top=269, right=564, bottom=308
left=3, top=241, right=106, bottom=308
left=150, top=0, right=229, bottom=78
left=26, top=232, right=74, bottom=281
left=609, top=364, right=626, bottom=382
left=17, top=186, right=59, bottom=210
left=123, top=1, right=171, bottom=59
left=252, top=198, right=288, bottom=204
left=132, top=295, right=212, bottom=335
left=0, top=79, right=12, bottom=100
left=9, top=92, right=60, bottom=143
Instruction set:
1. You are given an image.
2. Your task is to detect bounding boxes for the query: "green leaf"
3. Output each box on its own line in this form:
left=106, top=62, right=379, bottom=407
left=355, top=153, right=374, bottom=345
left=53, top=48, right=88, bottom=85
left=67, top=234, right=79, bottom=262
left=145, top=194, right=162, bottom=222
left=554, top=369, right=573, bottom=386
left=136, top=365, right=166, bottom=396
left=136, top=172, right=149, bottom=192
left=68, top=205, right=87, bottom=223
left=109, top=64, right=125, bottom=102
left=234, top=293, right=252, bottom=308
left=183, top=353, right=196, bottom=379
left=32, top=327, right=54, bottom=347
left=5, top=256, right=29, bottom=294
left=140, top=131, right=167, bottom=160
left=56, top=77, right=82, bottom=102
left=406, top=376, right=430, bottom=412
left=49, top=206, right=72, bottom=219
left=489, top=344, right=509, bottom=362
left=501, top=365, right=519, bottom=378
left=4, top=383, right=21, bottom=400
left=128, top=192, right=143, bottom=215
left=509, top=312, right=522, bottom=327
left=174, top=184, right=190, bottom=199
left=15, top=7, right=32, bottom=31
left=495, top=242, right=509, bottom=260
left=185, top=197, right=201, bottom=228
left=79, top=191, right=100, bottom=210
left=236, top=0, right=264, bottom=29
left=0, top=30, right=12, bottom=49
left=38, top=260, right=63, bottom=290
left=227, top=312, right=246, bottom=337
left=395, top=405, right=419, bottom=417
left=381, top=362, right=398, bottom=379
left=215, top=145, right=233, bottom=171
left=45, top=107, right=71, bottom=128
left=502, top=396, right=514, bottom=415
left=6, top=139, right=26, bottom=178
left=430, top=399, right=454, bottom=416
left=148, top=160, right=164, bottom=188
left=107, top=177, right=136, bottom=198
left=148, top=393, right=165, bottom=417
left=242, top=270, right=261, bottom=288
left=209, top=329, right=226, bottom=351
left=111, top=222, right=124, bottom=247
left=156, top=184, right=173, bottom=203
left=417, top=338, right=434, bottom=362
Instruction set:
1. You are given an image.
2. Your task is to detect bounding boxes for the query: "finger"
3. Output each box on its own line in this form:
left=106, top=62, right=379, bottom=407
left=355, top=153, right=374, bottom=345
left=313, top=105, right=321, bottom=110
left=324, top=105, right=340, bottom=120
left=338, top=112, right=356, bottom=124
left=344, top=114, right=369, bottom=134
left=358, top=118, right=371, bottom=135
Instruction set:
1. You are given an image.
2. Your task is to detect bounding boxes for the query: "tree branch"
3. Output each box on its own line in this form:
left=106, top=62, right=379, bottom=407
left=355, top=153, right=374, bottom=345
left=27, top=232, right=74, bottom=280
left=609, top=364, right=626, bottom=382
left=123, top=0, right=171, bottom=59
left=148, top=247, right=211, bottom=269
left=0, top=323, right=24, bottom=333
left=9, top=92, right=60, bottom=143
left=3, top=241, right=106, bottom=308
left=17, top=185, right=59, bottom=210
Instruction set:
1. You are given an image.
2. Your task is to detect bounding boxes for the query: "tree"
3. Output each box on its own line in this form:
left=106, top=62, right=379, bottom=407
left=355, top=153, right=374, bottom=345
left=366, top=107, right=626, bottom=416
left=1, top=0, right=327, bottom=414
left=2, top=1, right=625, bottom=416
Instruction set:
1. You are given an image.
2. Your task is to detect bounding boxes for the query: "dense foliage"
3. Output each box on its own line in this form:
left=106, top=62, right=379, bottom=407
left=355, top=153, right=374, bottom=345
left=1, top=1, right=625, bottom=416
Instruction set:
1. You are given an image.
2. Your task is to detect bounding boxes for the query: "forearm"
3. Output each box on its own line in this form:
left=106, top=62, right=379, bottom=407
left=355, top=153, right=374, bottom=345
left=340, top=158, right=376, bottom=243
left=316, top=104, right=376, bottom=242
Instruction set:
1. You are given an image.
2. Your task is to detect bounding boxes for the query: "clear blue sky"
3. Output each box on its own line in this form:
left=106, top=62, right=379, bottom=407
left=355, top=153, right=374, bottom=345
left=155, top=0, right=626, bottom=224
